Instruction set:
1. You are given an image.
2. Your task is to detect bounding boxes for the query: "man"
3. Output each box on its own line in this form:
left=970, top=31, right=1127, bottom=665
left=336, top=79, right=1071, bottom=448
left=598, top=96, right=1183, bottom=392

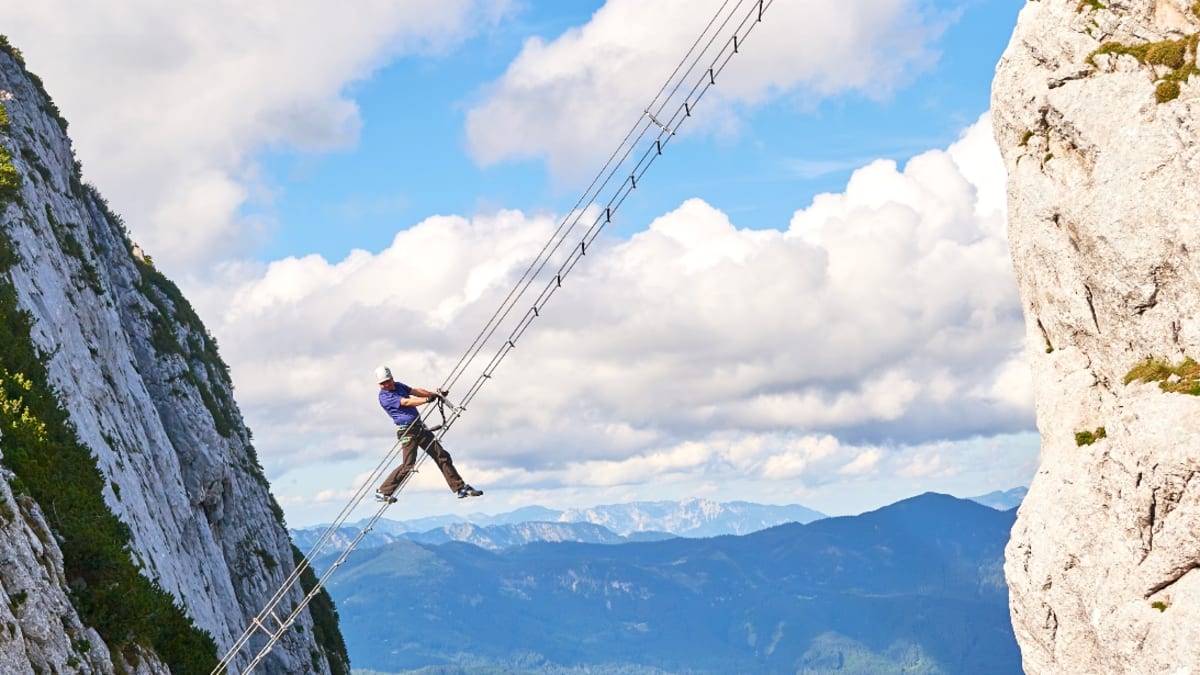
left=373, top=365, right=482, bottom=502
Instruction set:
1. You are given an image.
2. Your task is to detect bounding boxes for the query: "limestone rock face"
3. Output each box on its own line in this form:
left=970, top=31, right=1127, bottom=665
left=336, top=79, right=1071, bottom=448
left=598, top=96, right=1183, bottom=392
left=0, top=45, right=343, bottom=673
left=0, top=465, right=113, bottom=674
left=992, top=0, right=1200, bottom=672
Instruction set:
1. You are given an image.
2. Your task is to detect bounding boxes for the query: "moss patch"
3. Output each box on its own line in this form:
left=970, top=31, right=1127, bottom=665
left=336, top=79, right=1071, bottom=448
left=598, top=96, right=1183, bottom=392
left=1088, top=34, right=1200, bottom=103
left=1074, top=426, right=1106, bottom=446
left=1124, top=357, right=1200, bottom=395
left=1156, top=80, right=1182, bottom=103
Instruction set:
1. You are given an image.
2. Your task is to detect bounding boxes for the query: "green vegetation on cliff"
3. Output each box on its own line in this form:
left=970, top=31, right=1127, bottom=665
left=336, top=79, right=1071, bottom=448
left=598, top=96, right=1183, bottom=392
left=294, top=544, right=351, bottom=675
left=0, top=218, right=218, bottom=672
left=0, top=35, right=67, bottom=131
left=1124, top=356, right=1200, bottom=395
left=1088, top=34, right=1200, bottom=103
left=1074, top=426, right=1106, bottom=446
left=0, top=103, right=18, bottom=206
left=1, top=38, right=220, bottom=673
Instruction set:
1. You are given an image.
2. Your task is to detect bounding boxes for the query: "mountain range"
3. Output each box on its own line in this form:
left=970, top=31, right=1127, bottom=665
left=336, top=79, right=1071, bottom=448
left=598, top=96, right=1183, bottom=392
left=325, top=492, right=1020, bottom=674
left=292, top=498, right=827, bottom=553
left=968, top=487, right=1028, bottom=511
left=379, top=497, right=828, bottom=536
left=293, top=491, right=1025, bottom=556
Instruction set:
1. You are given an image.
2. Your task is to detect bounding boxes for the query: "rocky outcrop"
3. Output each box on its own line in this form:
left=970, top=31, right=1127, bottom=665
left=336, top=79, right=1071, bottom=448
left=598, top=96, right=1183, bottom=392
left=0, top=39, right=346, bottom=673
left=0, top=464, right=112, bottom=674
left=992, top=0, right=1200, bottom=672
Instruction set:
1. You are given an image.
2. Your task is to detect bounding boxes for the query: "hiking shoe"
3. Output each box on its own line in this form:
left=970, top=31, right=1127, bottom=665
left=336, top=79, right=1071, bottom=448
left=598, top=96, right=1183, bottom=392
left=456, top=485, right=483, bottom=499
left=374, top=491, right=397, bottom=504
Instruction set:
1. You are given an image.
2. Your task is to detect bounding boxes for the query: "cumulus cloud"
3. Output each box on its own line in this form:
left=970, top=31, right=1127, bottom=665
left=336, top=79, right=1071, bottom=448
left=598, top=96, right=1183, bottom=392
left=839, top=447, right=883, bottom=476
left=466, top=0, right=944, bottom=178
left=189, top=113, right=1033, bottom=518
left=0, top=0, right=512, bottom=275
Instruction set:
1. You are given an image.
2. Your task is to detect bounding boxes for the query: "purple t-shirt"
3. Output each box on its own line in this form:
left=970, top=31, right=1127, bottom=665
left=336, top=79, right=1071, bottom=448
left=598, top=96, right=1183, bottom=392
left=379, top=381, right=419, bottom=426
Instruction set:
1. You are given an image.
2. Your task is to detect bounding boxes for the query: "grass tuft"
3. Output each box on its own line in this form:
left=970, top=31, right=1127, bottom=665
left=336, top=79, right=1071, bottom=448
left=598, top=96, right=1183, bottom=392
left=1075, top=427, right=1106, bottom=446
left=1124, top=359, right=1175, bottom=385
left=1125, top=357, right=1200, bottom=394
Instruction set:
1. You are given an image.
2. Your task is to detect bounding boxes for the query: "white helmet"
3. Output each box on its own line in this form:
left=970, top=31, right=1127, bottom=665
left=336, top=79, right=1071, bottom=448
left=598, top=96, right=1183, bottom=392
left=374, top=365, right=393, bottom=383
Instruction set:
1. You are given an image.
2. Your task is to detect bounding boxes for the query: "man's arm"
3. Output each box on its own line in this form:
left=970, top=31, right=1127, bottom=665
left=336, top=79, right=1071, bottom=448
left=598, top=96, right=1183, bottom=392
left=401, top=386, right=439, bottom=406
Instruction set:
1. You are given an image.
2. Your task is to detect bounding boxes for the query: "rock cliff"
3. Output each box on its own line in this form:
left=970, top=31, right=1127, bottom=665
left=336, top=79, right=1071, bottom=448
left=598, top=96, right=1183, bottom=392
left=992, top=0, right=1200, bottom=672
left=0, top=38, right=347, bottom=673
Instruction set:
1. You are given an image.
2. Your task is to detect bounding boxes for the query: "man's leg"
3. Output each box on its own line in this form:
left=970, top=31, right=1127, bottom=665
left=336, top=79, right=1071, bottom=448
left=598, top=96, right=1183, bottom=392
left=378, top=427, right=420, bottom=495
left=416, top=425, right=466, bottom=492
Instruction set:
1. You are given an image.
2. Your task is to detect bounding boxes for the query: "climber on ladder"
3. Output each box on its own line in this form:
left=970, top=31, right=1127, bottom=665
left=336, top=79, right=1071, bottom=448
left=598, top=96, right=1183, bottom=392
left=373, top=365, right=483, bottom=502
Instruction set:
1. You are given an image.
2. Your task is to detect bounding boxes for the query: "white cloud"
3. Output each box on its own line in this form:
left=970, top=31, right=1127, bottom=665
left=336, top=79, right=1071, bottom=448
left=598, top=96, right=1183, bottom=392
left=0, top=0, right=513, bottom=275
left=758, top=435, right=845, bottom=480
left=981, top=354, right=1035, bottom=412
left=839, top=448, right=883, bottom=476
left=187, top=113, right=1032, bottom=523
left=466, top=0, right=944, bottom=178
left=896, top=444, right=957, bottom=479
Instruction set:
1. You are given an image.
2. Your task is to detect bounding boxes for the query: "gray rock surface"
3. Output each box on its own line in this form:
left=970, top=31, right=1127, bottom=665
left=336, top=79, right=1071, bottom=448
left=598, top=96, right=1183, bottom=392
left=0, top=458, right=114, bottom=674
left=0, top=44, right=341, bottom=673
left=992, top=0, right=1200, bottom=672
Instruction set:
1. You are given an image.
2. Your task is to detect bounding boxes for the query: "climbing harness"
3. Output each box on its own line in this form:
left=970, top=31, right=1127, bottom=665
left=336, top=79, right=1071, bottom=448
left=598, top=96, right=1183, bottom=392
left=213, top=0, right=775, bottom=671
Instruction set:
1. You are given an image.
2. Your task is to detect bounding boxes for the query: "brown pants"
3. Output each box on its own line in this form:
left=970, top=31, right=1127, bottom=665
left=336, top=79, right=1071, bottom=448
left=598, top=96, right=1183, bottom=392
left=378, top=420, right=466, bottom=495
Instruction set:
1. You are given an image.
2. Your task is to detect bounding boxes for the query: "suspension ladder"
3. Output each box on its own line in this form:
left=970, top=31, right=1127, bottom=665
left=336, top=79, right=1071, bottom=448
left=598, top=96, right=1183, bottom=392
left=213, top=0, right=775, bottom=671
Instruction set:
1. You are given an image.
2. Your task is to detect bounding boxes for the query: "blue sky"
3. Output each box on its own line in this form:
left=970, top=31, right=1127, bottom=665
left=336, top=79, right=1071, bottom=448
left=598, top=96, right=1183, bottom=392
left=256, top=0, right=1020, bottom=263
left=1, top=0, right=1034, bottom=528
